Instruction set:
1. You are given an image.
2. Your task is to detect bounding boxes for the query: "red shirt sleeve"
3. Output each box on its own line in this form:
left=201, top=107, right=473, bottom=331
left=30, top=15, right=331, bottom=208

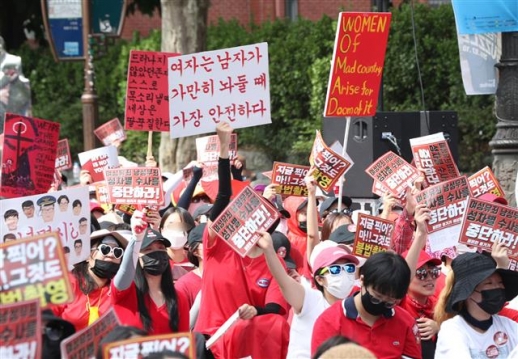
left=311, top=302, right=342, bottom=357
left=391, top=208, right=416, bottom=254
left=401, top=308, right=423, bottom=359
left=176, top=290, right=190, bottom=332
left=499, top=307, right=518, bottom=322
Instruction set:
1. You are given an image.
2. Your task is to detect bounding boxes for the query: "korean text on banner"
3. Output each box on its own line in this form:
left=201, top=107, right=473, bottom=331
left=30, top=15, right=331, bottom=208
left=1, top=113, right=60, bottom=199
left=271, top=162, right=310, bottom=197
left=105, top=167, right=164, bottom=206
left=458, top=197, right=518, bottom=256
left=55, top=139, right=72, bottom=171
left=0, top=232, right=73, bottom=309
left=125, top=50, right=180, bottom=132
left=0, top=300, right=41, bottom=359
left=410, top=132, right=460, bottom=187
left=324, top=12, right=391, bottom=117
left=78, top=145, right=120, bottom=183
left=468, top=166, right=505, bottom=198
left=94, top=118, right=127, bottom=146
left=168, top=43, right=271, bottom=138
left=196, top=133, right=237, bottom=180
left=353, top=212, right=394, bottom=258
left=452, top=0, right=518, bottom=35
left=211, top=186, right=279, bottom=257
left=310, top=130, right=353, bottom=192
left=103, top=332, right=195, bottom=359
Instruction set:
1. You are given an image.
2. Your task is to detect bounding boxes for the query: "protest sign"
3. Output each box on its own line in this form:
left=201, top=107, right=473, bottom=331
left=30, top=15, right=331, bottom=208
left=352, top=212, right=393, bottom=258
left=468, top=166, right=505, bottom=198
left=105, top=167, right=164, bottom=206
left=324, top=12, right=391, bottom=117
left=196, top=133, right=237, bottom=180
left=365, top=151, right=420, bottom=199
left=310, top=130, right=353, bottom=192
left=1, top=113, right=60, bottom=198
left=168, top=42, right=271, bottom=138
left=78, top=145, right=120, bottom=183
left=206, top=310, right=240, bottom=349
left=211, top=186, right=279, bottom=257
left=452, top=0, right=518, bottom=35
left=103, top=332, right=195, bottom=359
left=271, top=162, right=310, bottom=197
left=61, top=309, right=120, bottom=359
left=94, top=118, right=127, bottom=146
left=0, top=232, right=73, bottom=308
left=458, top=197, right=518, bottom=256
left=0, top=186, right=91, bottom=266
left=410, top=133, right=460, bottom=187
left=125, top=50, right=180, bottom=132
left=93, top=181, right=110, bottom=206
left=0, top=300, right=41, bottom=359
left=55, top=139, right=72, bottom=171
left=415, top=176, right=471, bottom=252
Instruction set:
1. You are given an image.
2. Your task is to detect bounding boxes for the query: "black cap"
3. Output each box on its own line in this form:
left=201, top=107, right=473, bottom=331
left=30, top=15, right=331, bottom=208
left=142, top=228, right=171, bottom=249
left=273, top=195, right=290, bottom=218
left=192, top=204, right=213, bottom=220
left=319, top=196, right=353, bottom=218
left=42, top=309, right=76, bottom=340
left=272, top=231, right=296, bottom=269
left=187, top=223, right=206, bottom=246
left=328, top=224, right=355, bottom=245
left=37, top=195, right=56, bottom=207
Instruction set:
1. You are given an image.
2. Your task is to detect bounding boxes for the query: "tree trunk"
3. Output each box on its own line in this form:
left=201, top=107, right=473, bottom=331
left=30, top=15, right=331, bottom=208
left=159, top=0, right=210, bottom=172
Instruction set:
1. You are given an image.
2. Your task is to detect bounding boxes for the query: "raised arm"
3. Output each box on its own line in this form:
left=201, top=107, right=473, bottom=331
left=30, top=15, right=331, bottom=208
left=404, top=204, right=430, bottom=276
left=305, top=172, right=320, bottom=264
left=177, top=163, right=204, bottom=210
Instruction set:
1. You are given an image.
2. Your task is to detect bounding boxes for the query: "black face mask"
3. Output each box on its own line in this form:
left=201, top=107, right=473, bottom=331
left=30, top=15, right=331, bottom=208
left=298, top=221, right=307, bottom=233
left=90, top=259, right=120, bottom=279
left=141, top=251, right=170, bottom=276
left=475, top=288, right=507, bottom=315
left=361, top=289, right=393, bottom=317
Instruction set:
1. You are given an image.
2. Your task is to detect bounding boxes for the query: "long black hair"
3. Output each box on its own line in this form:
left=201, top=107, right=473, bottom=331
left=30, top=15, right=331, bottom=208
left=134, top=260, right=179, bottom=332
left=71, top=261, right=98, bottom=295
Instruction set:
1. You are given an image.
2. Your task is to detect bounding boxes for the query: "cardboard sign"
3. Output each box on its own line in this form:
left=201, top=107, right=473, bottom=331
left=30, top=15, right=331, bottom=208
left=168, top=42, right=271, bottom=138
left=0, top=186, right=91, bottom=266
left=103, top=332, right=195, bottom=359
left=271, top=162, right=310, bottom=197
left=94, top=181, right=110, bottom=205
left=1, top=113, right=60, bottom=198
left=55, top=139, right=72, bottom=171
left=468, top=166, right=505, bottom=198
left=61, top=309, right=120, bottom=359
left=196, top=133, right=238, bottom=180
left=310, top=130, right=353, bottom=192
left=365, top=151, right=420, bottom=199
left=94, top=118, right=127, bottom=146
left=459, top=197, right=518, bottom=256
left=0, top=232, right=73, bottom=308
left=0, top=300, right=41, bottom=359
left=105, top=167, right=164, bottom=206
left=324, top=12, right=391, bottom=117
left=410, top=133, right=460, bottom=187
left=78, top=146, right=120, bottom=183
left=125, top=50, right=180, bottom=132
left=211, top=186, right=279, bottom=257
left=352, top=213, right=394, bottom=258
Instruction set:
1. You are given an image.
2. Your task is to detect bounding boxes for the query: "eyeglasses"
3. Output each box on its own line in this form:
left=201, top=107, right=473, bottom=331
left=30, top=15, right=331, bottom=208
left=365, top=288, right=399, bottom=308
left=320, top=263, right=356, bottom=276
left=415, top=267, right=441, bottom=281
left=45, top=323, right=64, bottom=341
left=93, top=243, right=124, bottom=259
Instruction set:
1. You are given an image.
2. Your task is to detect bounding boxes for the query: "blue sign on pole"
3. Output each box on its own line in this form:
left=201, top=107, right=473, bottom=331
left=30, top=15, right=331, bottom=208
left=45, top=0, right=84, bottom=60
left=452, top=0, right=518, bottom=35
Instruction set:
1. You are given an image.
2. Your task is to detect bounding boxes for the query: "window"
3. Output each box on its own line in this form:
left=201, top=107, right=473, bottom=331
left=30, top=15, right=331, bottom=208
left=286, top=0, right=298, bottom=21
left=428, top=0, right=451, bottom=6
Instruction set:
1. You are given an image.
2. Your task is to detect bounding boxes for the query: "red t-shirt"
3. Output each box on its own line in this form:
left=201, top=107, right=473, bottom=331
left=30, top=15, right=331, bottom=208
left=174, top=270, right=202, bottom=309
left=111, top=281, right=189, bottom=335
left=52, top=273, right=112, bottom=331
left=311, top=295, right=422, bottom=359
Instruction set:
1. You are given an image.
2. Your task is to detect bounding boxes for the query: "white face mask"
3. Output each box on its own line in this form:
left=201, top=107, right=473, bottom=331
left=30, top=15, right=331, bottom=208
left=162, top=230, right=187, bottom=250
left=275, top=218, right=288, bottom=236
left=324, top=271, right=355, bottom=299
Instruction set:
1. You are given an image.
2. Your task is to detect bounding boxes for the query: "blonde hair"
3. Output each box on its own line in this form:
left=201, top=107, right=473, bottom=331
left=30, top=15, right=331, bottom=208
left=434, top=269, right=462, bottom=327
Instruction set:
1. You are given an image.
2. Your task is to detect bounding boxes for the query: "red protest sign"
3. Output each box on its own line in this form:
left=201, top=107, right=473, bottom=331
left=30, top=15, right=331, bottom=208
left=78, top=146, right=120, bottom=183
left=0, top=300, right=41, bottom=359
left=459, top=197, right=518, bottom=256
left=310, top=130, right=352, bottom=192
left=468, top=166, right=505, bottom=198
left=103, top=332, right=195, bottom=359
left=365, top=151, right=420, bottom=199
left=61, top=309, right=120, bottom=359
left=125, top=50, right=180, bottom=132
left=211, top=186, right=280, bottom=257
left=94, top=118, right=127, bottom=146
left=94, top=181, right=110, bottom=205
left=55, top=139, right=72, bottom=171
left=105, top=167, right=164, bottom=206
left=271, top=162, right=310, bottom=197
left=324, top=12, right=391, bottom=117
left=415, top=176, right=470, bottom=234
left=353, top=213, right=394, bottom=258
left=1, top=113, right=60, bottom=198
left=410, top=133, right=460, bottom=187
left=0, top=232, right=73, bottom=309
left=196, top=133, right=238, bottom=180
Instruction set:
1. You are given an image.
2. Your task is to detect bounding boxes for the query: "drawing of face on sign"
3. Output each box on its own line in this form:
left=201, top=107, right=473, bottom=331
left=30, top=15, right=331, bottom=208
left=37, top=195, right=56, bottom=223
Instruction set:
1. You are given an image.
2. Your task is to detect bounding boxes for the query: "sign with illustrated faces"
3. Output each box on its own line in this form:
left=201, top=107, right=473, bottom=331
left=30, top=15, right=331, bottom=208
left=0, top=299, right=41, bottom=358
left=352, top=212, right=394, bottom=258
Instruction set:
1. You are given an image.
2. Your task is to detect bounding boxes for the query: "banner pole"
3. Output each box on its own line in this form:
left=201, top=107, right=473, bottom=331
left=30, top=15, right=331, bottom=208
left=337, top=116, right=351, bottom=211
left=147, top=131, right=153, bottom=158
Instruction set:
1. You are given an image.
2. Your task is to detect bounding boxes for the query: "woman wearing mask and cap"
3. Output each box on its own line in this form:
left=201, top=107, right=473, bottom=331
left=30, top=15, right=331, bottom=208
left=52, top=229, right=129, bottom=331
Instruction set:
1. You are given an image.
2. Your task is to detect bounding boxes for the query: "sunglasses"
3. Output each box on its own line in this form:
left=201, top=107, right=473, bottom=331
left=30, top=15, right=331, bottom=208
left=415, top=267, right=441, bottom=281
left=320, top=263, right=356, bottom=276
left=94, top=243, right=124, bottom=259
left=365, top=288, right=399, bottom=308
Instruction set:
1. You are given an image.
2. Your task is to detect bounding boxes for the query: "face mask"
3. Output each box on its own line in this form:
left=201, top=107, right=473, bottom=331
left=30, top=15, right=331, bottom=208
left=474, top=288, right=507, bottom=315
left=324, top=272, right=355, bottom=299
left=361, top=289, right=393, bottom=317
left=90, top=259, right=120, bottom=279
left=298, top=221, right=307, bottom=233
left=276, top=218, right=288, bottom=236
left=162, top=230, right=187, bottom=250
left=141, top=251, right=170, bottom=276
